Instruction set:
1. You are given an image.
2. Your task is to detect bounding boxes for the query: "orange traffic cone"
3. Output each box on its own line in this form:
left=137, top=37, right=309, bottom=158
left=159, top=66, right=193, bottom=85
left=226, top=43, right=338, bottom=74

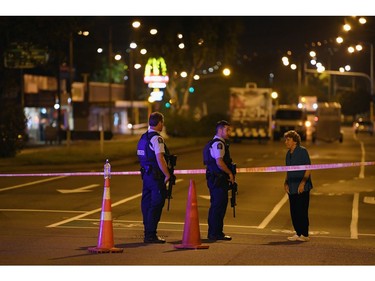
left=174, top=179, right=209, bottom=249
left=88, top=175, right=123, bottom=253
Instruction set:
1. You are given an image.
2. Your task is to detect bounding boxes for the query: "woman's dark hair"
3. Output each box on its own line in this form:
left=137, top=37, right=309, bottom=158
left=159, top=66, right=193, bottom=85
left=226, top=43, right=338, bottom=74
left=284, top=130, right=301, bottom=145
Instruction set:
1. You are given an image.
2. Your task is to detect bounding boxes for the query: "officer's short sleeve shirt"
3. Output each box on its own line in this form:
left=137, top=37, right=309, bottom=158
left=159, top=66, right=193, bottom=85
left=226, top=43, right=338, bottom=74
left=210, top=136, right=225, bottom=159
left=149, top=129, right=165, bottom=155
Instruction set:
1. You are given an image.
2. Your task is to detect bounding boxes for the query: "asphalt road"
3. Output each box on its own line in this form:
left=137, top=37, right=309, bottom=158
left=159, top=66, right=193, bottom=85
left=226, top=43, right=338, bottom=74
left=0, top=127, right=374, bottom=280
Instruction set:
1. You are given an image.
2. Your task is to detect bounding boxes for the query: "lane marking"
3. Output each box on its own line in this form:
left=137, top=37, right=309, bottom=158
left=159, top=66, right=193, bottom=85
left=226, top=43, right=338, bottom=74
left=359, top=141, right=366, bottom=179
left=57, top=184, right=100, bottom=194
left=350, top=192, right=359, bottom=239
left=0, top=209, right=86, bottom=213
left=257, top=194, right=288, bottom=229
left=0, top=176, right=66, bottom=192
left=46, top=192, right=142, bottom=228
left=364, top=196, right=375, bottom=204
left=353, top=133, right=366, bottom=179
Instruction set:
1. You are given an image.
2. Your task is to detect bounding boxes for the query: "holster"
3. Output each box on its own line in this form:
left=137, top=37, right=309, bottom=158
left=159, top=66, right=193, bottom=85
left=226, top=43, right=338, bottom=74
left=206, top=170, right=229, bottom=189
left=140, top=165, right=163, bottom=180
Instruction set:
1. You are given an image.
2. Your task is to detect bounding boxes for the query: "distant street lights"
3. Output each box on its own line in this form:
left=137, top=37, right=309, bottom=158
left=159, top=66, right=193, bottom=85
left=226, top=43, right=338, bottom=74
left=192, top=67, right=231, bottom=81
left=280, top=17, right=374, bottom=121
left=271, top=91, right=279, bottom=107
left=338, top=40, right=374, bottom=122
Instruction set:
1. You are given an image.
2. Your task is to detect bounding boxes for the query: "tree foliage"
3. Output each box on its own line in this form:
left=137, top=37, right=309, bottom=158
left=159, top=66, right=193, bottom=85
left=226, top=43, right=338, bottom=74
left=140, top=17, right=243, bottom=116
left=0, top=99, right=27, bottom=158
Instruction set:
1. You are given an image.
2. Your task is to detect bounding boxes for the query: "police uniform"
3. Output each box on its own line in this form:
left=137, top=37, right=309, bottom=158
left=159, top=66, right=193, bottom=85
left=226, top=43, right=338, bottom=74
left=137, top=129, right=170, bottom=242
left=204, top=136, right=233, bottom=240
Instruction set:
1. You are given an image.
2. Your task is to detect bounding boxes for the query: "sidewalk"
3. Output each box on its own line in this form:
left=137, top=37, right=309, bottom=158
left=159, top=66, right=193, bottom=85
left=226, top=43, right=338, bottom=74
left=0, top=132, right=204, bottom=173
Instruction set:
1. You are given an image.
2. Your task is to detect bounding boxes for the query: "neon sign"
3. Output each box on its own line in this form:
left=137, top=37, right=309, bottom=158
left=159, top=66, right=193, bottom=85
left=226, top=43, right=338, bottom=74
left=144, top=57, right=169, bottom=84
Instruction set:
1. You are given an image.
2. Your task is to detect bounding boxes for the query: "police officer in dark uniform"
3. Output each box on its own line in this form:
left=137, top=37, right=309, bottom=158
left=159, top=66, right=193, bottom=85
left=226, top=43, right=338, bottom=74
left=203, top=120, right=235, bottom=241
left=137, top=112, right=171, bottom=243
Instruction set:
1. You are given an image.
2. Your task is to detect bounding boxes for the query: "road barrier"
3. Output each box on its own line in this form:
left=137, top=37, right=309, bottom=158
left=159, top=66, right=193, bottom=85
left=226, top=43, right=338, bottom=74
left=1, top=161, right=375, bottom=177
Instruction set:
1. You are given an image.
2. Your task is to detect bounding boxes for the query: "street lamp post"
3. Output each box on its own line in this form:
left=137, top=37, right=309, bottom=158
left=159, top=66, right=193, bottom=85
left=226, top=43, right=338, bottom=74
left=108, top=27, right=113, bottom=133
left=304, top=67, right=373, bottom=116
left=304, top=42, right=374, bottom=122
left=129, top=46, right=135, bottom=135
left=370, top=43, right=374, bottom=122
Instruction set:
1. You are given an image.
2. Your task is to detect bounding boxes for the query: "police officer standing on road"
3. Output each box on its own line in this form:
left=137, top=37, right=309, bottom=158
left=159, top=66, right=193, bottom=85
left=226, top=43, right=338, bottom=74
left=203, top=120, right=235, bottom=241
left=137, top=112, right=171, bottom=243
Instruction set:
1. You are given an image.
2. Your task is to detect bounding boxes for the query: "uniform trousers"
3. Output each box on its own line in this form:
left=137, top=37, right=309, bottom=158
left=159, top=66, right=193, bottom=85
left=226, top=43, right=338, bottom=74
left=141, top=173, right=166, bottom=239
left=288, top=190, right=310, bottom=237
left=208, top=186, right=228, bottom=238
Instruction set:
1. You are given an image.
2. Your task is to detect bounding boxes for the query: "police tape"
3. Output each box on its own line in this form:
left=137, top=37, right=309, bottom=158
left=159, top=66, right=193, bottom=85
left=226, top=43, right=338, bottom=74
left=0, top=161, right=374, bottom=177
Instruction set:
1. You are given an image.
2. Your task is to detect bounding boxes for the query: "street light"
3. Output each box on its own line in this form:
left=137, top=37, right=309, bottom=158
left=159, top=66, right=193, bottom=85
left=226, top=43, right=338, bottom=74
left=344, top=41, right=374, bottom=121
left=271, top=91, right=279, bottom=107
left=337, top=17, right=374, bottom=121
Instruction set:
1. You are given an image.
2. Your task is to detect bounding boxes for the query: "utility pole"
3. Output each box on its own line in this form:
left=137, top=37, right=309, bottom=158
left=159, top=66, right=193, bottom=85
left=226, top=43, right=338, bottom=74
left=108, top=27, right=113, bottom=132
left=305, top=66, right=373, bottom=120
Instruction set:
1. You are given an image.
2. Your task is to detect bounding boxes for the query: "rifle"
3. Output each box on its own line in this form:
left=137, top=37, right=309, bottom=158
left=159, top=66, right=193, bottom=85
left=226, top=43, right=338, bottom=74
left=230, top=182, right=238, bottom=218
left=166, top=155, right=177, bottom=211
left=229, top=163, right=238, bottom=218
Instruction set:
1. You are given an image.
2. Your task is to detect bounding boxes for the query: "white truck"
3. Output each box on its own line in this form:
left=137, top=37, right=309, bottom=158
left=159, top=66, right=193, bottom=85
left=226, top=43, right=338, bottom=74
left=312, top=102, right=343, bottom=143
left=273, top=105, right=308, bottom=141
left=229, top=83, right=273, bottom=142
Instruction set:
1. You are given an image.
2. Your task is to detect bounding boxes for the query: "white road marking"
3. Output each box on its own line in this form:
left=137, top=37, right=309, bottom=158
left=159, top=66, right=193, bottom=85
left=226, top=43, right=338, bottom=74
left=46, top=192, right=142, bottom=228
left=350, top=193, right=359, bottom=239
left=353, top=133, right=366, bottom=179
left=57, top=184, right=100, bottom=193
left=257, top=194, right=288, bottom=229
left=359, top=141, right=366, bottom=179
left=0, top=209, right=86, bottom=213
left=364, top=196, right=375, bottom=204
left=0, top=176, right=66, bottom=192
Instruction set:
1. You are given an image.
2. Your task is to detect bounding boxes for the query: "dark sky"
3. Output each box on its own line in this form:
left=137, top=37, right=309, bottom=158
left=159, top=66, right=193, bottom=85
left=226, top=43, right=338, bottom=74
left=241, top=16, right=375, bottom=53
left=2, top=15, right=374, bottom=84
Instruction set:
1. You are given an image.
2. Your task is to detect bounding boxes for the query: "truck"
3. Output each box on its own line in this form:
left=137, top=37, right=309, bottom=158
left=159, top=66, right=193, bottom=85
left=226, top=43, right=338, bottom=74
left=298, top=96, right=318, bottom=113
left=298, top=96, right=318, bottom=139
left=273, top=105, right=308, bottom=141
left=312, top=102, right=343, bottom=143
left=229, top=83, right=273, bottom=142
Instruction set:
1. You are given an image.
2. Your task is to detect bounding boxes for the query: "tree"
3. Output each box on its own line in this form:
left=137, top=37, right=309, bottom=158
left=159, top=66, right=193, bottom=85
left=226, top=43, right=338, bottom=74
left=0, top=102, right=27, bottom=157
left=143, top=17, right=243, bottom=116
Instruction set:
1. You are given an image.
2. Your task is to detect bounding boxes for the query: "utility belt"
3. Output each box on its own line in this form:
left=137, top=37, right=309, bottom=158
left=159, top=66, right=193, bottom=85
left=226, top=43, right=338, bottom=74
left=140, top=165, right=164, bottom=180
left=206, top=170, right=229, bottom=189
left=206, top=163, right=236, bottom=189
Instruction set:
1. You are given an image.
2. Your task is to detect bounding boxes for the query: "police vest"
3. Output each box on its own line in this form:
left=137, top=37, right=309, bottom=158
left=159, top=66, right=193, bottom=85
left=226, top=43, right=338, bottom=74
left=203, top=138, right=232, bottom=174
left=137, top=131, right=170, bottom=170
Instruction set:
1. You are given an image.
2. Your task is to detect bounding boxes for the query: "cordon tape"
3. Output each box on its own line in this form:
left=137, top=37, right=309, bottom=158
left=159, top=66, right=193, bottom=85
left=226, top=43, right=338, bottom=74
left=0, top=161, right=374, bottom=177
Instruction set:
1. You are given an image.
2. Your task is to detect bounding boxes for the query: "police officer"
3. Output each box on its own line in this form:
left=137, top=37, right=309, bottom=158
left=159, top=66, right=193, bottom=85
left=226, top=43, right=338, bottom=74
left=203, top=120, right=235, bottom=241
left=137, top=112, right=171, bottom=243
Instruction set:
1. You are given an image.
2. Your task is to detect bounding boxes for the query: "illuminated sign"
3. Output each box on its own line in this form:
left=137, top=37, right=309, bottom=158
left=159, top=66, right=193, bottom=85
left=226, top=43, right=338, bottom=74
left=148, top=82, right=167, bottom=89
left=144, top=75, right=169, bottom=83
left=4, top=42, right=49, bottom=69
left=144, top=57, right=169, bottom=84
left=148, top=89, right=164, bottom=102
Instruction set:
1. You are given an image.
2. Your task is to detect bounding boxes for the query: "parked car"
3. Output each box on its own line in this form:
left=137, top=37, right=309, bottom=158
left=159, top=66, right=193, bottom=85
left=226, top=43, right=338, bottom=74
left=353, top=119, right=374, bottom=136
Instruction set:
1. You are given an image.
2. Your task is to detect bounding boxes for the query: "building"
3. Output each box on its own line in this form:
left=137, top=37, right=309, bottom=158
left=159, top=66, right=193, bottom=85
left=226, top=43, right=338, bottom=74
left=23, top=74, right=151, bottom=142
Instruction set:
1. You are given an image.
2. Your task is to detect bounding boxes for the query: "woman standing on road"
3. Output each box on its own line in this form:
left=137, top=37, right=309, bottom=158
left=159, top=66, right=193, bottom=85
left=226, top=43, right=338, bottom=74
left=283, top=130, right=313, bottom=242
